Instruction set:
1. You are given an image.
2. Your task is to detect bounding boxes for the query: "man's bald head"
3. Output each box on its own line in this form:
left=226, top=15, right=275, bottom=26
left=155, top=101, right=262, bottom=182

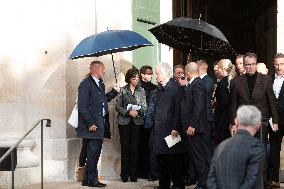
left=185, top=62, right=199, bottom=73
left=185, top=62, right=199, bottom=80
left=90, top=61, right=103, bottom=69
left=89, top=61, right=105, bottom=79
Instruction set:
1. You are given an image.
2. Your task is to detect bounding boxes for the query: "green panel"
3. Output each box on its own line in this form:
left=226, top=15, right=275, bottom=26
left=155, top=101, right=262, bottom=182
left=132, top=0, right=160, bottom=72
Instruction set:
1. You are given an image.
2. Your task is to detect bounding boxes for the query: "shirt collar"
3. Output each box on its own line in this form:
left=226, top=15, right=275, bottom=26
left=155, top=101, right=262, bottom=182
left=275, top=73, right=284, bottom=79
left=92, top=75, right=100, bottom=85
left=199, top=73, right=207, bottom=79
left=189, top=76, right=198, bottom=85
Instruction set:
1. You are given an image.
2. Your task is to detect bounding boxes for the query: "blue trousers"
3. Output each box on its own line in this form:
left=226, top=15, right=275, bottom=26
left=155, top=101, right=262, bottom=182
left=84, top=139, right=103, bottom=184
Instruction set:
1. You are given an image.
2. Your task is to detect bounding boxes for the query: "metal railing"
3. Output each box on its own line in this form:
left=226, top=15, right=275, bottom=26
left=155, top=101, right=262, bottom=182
left=0, top=119, right=51, bottom=189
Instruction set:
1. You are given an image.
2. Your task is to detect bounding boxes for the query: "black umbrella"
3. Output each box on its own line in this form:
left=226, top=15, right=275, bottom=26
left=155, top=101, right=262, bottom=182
left=149, top=17, right=236, bottom=58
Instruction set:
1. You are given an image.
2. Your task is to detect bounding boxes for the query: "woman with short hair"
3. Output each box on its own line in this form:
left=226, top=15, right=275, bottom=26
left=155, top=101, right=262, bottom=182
left=115, top=68, right=147, bottom=183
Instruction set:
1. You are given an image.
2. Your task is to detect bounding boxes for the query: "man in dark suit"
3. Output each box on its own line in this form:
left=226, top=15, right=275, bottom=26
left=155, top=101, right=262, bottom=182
left=268, top=53, right=284, bottom=188
left=207, top=105, right=265, bottom=189
left=181, top=62, right=210, bottom=189
left=77, top=61, right=119, bottom=187
left=153, top=62, right=187, bottom=189
left=197, top=60, right=214, bottom=157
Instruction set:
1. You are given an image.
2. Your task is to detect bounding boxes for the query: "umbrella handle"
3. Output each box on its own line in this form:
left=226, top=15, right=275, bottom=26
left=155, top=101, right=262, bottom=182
left=111, top=53, right=117, bottom=83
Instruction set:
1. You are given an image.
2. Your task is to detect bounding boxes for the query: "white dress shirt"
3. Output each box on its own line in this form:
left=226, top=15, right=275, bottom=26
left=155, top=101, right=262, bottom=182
left=199, top=73, right=207, bottom=79
left=189, top=76, right=198, bottom=85
left=92, top=76, right=106, bottom=116
left=273, top=74, right=284, bottom=99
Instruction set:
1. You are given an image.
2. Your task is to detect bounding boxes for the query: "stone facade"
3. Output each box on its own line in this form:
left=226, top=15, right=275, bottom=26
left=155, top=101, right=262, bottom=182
left=0, top=0, right=133, bottom=187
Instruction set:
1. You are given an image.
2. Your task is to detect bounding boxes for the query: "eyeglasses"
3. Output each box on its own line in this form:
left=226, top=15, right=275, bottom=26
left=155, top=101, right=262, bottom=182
left=244, top=63, right=257, bottom=67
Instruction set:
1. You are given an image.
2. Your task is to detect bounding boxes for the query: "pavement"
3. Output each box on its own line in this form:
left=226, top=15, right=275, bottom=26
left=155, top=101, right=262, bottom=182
left=19, top=179, right=195, bottom=189
left=18, top=179, right=284, bottom=189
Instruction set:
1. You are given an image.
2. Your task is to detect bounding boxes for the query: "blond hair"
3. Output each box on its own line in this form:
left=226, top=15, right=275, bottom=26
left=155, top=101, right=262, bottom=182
left=218, top=59, right=233, bottom=74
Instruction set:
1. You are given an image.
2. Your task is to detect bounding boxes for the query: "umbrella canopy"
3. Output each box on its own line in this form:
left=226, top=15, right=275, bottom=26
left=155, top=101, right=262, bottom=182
left=69, top=30, right=152, bottom=83
left=69, top=30, right=152, bottom=59
left=149, top=17, right=236, bottom=59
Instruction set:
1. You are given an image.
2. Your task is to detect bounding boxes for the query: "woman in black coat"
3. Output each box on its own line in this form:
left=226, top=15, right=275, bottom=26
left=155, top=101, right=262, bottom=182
left=213, top=59, right=235, bottom=147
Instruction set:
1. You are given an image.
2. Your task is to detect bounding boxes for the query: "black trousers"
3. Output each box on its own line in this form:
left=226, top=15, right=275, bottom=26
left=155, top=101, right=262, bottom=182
left=149, top=127, right=159, bottom=178
left=79, top=138, right=88, bottom=167
left=83, top=139, right=103, bottom=184
left=268, top=124, right=283, bottom=182
left=205, top=121, right=214, bottom=161
left=118, top=122, right=140, bottom=179
left=157, top=153, right=185, bottom=189
left=137, top=127, right=151, bottom=178
left=188, top=134, right=210, bottom=188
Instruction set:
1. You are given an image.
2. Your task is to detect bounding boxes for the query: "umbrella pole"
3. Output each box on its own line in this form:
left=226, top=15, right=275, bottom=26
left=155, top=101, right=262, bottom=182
left=111, top=53, right=117, bottom=83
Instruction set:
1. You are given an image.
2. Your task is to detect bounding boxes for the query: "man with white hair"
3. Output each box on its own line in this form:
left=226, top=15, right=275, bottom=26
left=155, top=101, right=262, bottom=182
left=153, top=62, right=187, bottom=189
left=207, top=105, right=265, bottom=189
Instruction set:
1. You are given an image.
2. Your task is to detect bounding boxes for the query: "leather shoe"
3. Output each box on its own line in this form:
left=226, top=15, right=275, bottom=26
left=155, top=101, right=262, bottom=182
left=268, top=181, right=280, bottom=188
left=148, top=176, right=158, bottom=181
left=81, top=181, right=88, bottom=186
left=88, top=181, right=107, bottom=187
left=194, top=186, right=206, bottom=189
left=130, top=177, right=137, bottom=182
left=183, top=176, right=196, bottom=186
left=185, top=179, right=196, bottom=186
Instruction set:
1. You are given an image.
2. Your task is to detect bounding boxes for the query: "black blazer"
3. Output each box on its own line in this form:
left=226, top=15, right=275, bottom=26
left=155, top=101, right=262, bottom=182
left=153, top=78, right=187, bottom=154
left=207, top=129, right=265, bottom=189
left=181, top=77, right=208, bottom=134
left=272, top=74, right=284, bottom=125
left=77, top=76, right=118, bottom=139
left=201, top=75, right=214, bottom=122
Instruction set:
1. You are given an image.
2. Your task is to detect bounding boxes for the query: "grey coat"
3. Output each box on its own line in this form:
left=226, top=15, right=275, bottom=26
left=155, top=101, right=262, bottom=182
left=207, top=129, right=265, bottom=189
left=115, top=84, right=147, bottom=126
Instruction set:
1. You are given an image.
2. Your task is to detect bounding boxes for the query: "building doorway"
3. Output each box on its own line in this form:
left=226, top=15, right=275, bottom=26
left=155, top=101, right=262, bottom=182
left=173, top=0, right=277, bottom=77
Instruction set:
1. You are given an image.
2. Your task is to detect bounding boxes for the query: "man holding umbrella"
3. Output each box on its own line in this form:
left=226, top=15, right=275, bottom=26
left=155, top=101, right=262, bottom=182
left=77, top=61, right=120, bottom=187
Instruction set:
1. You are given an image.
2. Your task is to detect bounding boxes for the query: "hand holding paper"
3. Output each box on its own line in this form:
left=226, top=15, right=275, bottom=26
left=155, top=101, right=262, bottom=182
left=164, top=134, right=181, bottom=148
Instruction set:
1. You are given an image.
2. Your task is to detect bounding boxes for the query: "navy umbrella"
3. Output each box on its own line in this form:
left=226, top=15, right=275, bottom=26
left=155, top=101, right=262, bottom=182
left=69, top=30, right=152, bottom=82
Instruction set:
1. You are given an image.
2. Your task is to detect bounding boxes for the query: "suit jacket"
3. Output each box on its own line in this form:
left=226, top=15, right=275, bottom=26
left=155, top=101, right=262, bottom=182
left=153, top=78, right=187, bottom=154
left=272, top=74, right=284, bottom=125
left=230, top=73, right=279, bottom=124
left=201, top=75, right=214, bottom=122
left=139, top=80, right=158, bottom=105
left=77, top=76, right=118, bottom=139
left=144, top=89, right=158, bottom=129
left=115, top=84, right=147, bottom=126
left=213, top=76, right=232, bottom=145
left=181, top=77, right=208, bottom=134
left=207, top=129, right=265, bottom=189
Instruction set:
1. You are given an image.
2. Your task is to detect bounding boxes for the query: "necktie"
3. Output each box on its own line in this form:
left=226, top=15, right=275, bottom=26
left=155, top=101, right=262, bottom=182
left=99, top=80, right=108, bottom=114
left=184, top=83, right=191, bottom=92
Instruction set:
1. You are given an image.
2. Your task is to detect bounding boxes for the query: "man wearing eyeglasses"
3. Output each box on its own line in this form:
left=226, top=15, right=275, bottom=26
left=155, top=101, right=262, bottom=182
left=230, top=52, right=279, bottom=188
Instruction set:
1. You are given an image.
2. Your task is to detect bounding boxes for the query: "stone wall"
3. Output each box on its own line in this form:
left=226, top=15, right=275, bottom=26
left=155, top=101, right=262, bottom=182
left=0, top=0, right=132, bottom=187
